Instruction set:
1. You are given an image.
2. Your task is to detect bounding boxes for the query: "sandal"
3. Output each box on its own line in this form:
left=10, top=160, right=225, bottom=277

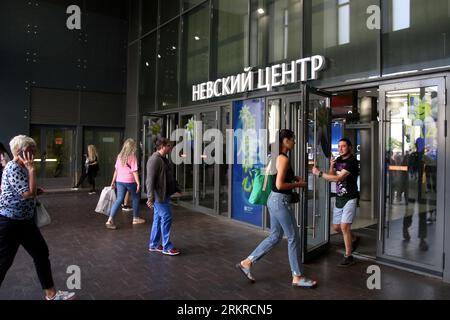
left=292, top=276, right=317, bottom=289
left=235, top=263, right=255, bottom=283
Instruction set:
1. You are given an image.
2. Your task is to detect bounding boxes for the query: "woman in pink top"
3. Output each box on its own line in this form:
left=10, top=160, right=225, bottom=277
left=106, top=139, right=145, bottom=229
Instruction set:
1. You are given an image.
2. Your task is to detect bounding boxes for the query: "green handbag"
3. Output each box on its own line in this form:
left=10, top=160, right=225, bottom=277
left=248, top=168, right=273, bottom=206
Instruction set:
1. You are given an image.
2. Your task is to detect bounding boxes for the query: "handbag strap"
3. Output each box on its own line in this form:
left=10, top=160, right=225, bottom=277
left=262, top=159, right=273, bottom=192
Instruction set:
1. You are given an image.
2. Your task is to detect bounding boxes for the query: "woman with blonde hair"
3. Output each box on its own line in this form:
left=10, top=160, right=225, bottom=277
left=72, top=144, right=99, bottom=194
left=106, top=138, right=145, bottom=229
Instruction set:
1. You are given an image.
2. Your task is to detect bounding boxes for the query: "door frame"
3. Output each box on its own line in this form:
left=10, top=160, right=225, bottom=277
left=302, top=86, right=332, bottom=261
left=177, top=107, right=222, bottom=216
left=31, top=125, right=77, bottom=189
left=378, top=77, right=446, bottom=275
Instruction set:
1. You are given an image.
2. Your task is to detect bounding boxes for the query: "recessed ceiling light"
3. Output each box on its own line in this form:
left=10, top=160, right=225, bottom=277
left=257, top=8, right=265, bottom=14
left=194, top=36, right=200, bottom=41
left=158, top=54, right=161, bottom=59
left=145, top=62, right=149, bottom=67
left=172, top=46, right=177, bottom=50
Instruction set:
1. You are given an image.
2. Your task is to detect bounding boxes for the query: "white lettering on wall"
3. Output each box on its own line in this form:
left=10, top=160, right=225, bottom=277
left=192, top=55, right=326, bottom=101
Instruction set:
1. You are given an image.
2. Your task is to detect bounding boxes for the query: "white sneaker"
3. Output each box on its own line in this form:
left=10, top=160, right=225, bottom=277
left=133, top=217, right=146, bottom=225
left=45, top=290, right=76, bottom=300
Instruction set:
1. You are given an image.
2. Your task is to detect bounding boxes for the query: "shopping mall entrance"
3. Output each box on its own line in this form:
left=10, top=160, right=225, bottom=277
left=329, top=89, right=379, bottom=259
left=329, top=76, right=447, bottom=277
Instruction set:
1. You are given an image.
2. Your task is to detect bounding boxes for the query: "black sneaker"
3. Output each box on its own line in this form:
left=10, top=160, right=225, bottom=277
left=338, top=255, right=355, bottom=267
left=352, top=236, right=361, bottom=253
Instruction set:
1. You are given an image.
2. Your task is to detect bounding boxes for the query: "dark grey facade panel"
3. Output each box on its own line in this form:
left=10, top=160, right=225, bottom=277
left=80, top=91, right=126, bottom=127
left=125, top=42, right=140, bottom=141
left=30, top=87, right=79, bottom=124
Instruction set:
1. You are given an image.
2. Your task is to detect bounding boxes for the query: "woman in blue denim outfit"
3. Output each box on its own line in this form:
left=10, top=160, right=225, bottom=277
left=236, top=129, right=317, bottom=288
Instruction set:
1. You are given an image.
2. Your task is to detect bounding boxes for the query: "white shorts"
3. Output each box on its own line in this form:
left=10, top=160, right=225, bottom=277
left=333, top=198, right=357, bottom=225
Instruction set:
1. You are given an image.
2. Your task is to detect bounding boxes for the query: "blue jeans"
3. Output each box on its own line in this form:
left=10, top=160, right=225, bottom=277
left=149, top=199, right=173, bottom=251
left=247, top=192, right=303, bottom=277
left=109, top=182, right=141, bottom=219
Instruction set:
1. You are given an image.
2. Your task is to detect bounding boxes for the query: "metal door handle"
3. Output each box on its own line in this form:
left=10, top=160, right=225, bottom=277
left=312, top=108, right=318, bottom=239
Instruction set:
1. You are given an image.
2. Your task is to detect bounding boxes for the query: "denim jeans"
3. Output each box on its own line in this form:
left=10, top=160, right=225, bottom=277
left=109, top=182, right=141, bottom=219
left=247, top=192, right=303, bottom=276
left=149, top=199, right=173, bottom=251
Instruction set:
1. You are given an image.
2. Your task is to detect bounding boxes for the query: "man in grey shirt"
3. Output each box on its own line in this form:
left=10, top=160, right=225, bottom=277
left=146, top=138, right=181, bottom=256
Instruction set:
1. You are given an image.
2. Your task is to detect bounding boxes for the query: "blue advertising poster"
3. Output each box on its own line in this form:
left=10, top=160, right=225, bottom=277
left=231, top=98, right=265, bottom=227
left=331, top=121, right=344, bottom=157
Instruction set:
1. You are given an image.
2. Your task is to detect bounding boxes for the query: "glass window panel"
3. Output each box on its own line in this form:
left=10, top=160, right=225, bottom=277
left=305, top=0, right=379, bottom=86
left=384, top=86, right=440, bottom=266
left=142, top=0, right=159, bottom=33
left=183, top=0, right=205, bottom=11
left=251, top=0, right=302, bottom=66
left=160, top=0, right=180, bottom=24
left=157, top=20, right=179, bottom=109
left=129, top=0, right=140, bottom=40
left=382, top=0, right=450, bottom=75
left=181, top=4, right=210, bottom=106
left=140, top=33, right=157, bottom=113
left=213, top=0, right=249, bottom=78
left=392, top=0, right=410, bottom=31
left=338, top=1, right=350, bottom=45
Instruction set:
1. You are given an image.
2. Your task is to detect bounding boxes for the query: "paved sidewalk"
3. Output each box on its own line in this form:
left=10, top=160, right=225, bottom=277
left=1, top=193, right=450, bottom=300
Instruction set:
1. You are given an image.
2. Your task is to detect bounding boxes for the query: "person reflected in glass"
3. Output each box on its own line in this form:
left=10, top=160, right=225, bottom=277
left=236, top=129, right=317, bottom=288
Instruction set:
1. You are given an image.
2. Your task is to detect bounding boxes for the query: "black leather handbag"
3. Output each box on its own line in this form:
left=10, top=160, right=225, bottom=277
left=290, top=192, right=300, bottom=203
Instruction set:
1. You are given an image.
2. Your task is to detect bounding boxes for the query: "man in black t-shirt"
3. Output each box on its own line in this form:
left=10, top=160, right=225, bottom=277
left=312, top=138, right=360, bottom=267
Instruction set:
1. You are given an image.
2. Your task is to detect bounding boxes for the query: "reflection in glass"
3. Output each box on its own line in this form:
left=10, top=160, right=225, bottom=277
left=142, top=0, right=158, bottom=33
left=305, top=0, right=378, bottom=85
left=383, top=0, right=450, bottom=74
left=199, top=111, right=217, bottom=210
left=183, top=0, right=204, bottom=11
left=213, top=0, right=249, bottom=78
left=140, top=33, right=157, bottom=113
left=251, top=0, right=302, bottom=66
left=157, top=20, right=179, bottom=109
left=220, top=106, right=231, bottom=216
left=392, top=0, right=410, bottom=31
left=307, top=95, right=330, bottom=250
left=160, top=0, right=180, bottom=24
left=384, top=86, right=439, bottom=266
left=181, top=4, right=210, bottom=105
left=177, top=114, right=195, bottom=203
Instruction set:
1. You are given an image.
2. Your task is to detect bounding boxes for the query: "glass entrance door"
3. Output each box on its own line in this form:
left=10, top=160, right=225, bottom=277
left=177, top=108, right=226, bottom=215
left=198, top=110, right=218, bottom=213
left=302, top=89, right=331, bottom=260
left=30, top=126, right=76, bottom=189
left=379, top=78, right=445, bottom=274
left=141, top=114, right=178, bottom=198
left=267, top=92, right=331, bottom=261
left=177, top=113, right=196, bottom=205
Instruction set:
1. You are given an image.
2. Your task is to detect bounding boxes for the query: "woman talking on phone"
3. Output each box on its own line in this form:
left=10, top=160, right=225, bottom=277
left=0, top=135, right=75, bottom=300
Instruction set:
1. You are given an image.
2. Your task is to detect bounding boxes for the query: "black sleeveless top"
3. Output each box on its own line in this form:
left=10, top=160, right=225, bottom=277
left=272, top=153, right=295, bottom=195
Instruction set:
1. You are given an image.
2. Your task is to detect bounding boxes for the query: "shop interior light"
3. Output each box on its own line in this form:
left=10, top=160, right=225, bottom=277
left=194, top=36, right=200, bottom=41
left=257, top=8, right=265, bottom=14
